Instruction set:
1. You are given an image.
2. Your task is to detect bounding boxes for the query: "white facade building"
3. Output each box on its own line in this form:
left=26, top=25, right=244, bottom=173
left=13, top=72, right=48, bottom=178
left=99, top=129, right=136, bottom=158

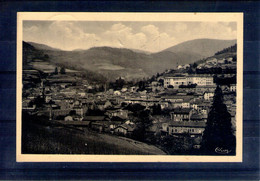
left=164, top=74, right=214, bottom=88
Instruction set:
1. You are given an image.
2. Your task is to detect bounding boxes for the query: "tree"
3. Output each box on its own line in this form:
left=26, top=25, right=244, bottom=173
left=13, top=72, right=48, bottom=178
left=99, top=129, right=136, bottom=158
left=151, top=104, right=161, bottom=115
left=192, top=63, right=198, bottom=68
left=158, top=78, right=164, bottom=86
left=132, top=109, right=151, bottom=142
left=32, top=95, right=45, bottom=108
left=60, top=67, right=66, bottom=74
left=69, top=110, right=76, bottom=116
left=201, top=86, right=236, bottom=155
left=54, top=67, right=58, bottom=75
left=138, top=80, right=146, bottom=91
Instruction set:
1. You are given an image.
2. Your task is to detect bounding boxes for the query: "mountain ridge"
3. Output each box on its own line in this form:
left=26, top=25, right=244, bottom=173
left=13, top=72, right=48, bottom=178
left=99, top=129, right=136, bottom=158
left=23, top=38, right=237, bottom=82
left=162, top=38, right=237, bottom=58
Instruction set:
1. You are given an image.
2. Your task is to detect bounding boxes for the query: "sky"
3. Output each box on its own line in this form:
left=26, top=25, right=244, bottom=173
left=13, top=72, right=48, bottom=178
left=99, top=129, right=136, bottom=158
left=23, top=21, right=237, bottom=52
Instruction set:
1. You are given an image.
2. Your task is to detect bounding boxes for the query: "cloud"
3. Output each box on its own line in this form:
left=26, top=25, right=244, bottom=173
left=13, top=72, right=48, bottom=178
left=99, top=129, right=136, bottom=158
left=141, top=24, right=159, bottom=36
left=24, top=25, right=39, bottom=32
left=23, top=21, right=236, bottom=52
left=45, top=21, right=100, bottom=50
left=140, top=24, right=175, bottom=52
left=101, top=23, right=175, bottom=52
left=102, top=23, right=147, bottom=49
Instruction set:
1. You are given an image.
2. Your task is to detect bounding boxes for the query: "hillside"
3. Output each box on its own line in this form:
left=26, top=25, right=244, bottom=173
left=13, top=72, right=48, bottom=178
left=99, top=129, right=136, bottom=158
left=22, top=113, right=166, bottom=155
left=195, top=44, right=237, bottom=65
left=27, top=42, right=62, bottom=51
left=23, top=39, right=236, bottom=82
left=162, top=39, right=237, bottom=58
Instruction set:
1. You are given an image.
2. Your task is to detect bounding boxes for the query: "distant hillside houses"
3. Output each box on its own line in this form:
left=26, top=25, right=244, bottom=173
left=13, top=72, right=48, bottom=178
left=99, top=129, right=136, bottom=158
left=197, top=56, right=236, bottom=70
left=177, top=64, right=190, bottom=69
left=164, top=74, right=214, bottom=88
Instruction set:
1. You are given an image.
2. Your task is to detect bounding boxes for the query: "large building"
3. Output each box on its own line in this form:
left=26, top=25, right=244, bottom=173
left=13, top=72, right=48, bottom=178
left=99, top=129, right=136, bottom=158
left=164, top=74, right=215, bottom=88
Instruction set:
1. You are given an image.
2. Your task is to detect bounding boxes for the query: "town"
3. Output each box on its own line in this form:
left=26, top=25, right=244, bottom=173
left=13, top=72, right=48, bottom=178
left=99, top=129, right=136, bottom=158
left=22, top=45, right=237, bottom=155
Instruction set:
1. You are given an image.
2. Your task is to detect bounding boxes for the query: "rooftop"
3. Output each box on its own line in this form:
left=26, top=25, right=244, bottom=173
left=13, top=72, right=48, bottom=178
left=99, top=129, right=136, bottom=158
left=84, top=116, right=105, bottom=121
left=171, top=108, right=192, bottom=114
left=169, top=121, right=206, bottom=128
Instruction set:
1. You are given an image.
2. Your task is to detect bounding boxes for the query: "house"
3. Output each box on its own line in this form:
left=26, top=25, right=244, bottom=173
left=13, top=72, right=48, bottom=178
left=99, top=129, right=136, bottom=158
left=64, top=115, right=73, bottom=121
left=95, top=100, right=112, bottom=110
left=164, top=74, right=187, bottom=88
left=146, top=123, right=161, bottom=136
left=109, top=121, right=123, bottom=132
left=129, top=86, right=137, bottom=92
left=73, top=106, right=84, bottom=116
left=195, top=85, right=217, bottom=94
left=159, top=101, right=170, bottom=109
left=151, top=81, right=161, bottom=87
left=170, top=108, right=192, bottom=121
left=45, top=94, right=52, bottom=103
left=91, top=121, right=104, bottom=132
left=22, top=99, right=36, bottom=111
left=58, top=120, right=90, bottom=127
left=167, top=121, right=206, bottom=136
left=121, top=87, right=128, bottom=92
left=52, top=109, right=71, bottom=118
left=190, top=113, right=203, bottom=122
left=84, top=116, right=105, bottom=122
left=190, top=99, right=203, bottom=110
left=217, top=58, right=225, bottom=64
left=77, top=91, right=86, bottom=97
left=164, top=74, right=214, bottom=88
left=73, top=114, right=83, bottom=121
left=114, top=90, right=121, bottom=96
left=203, top=92, right=214, bottom=101
left=220, top=85, right=230, bottom=93
left=181, top=101, right=190, bottom=108
left=105, top=108, right=129, bottom=119
left=177, top=65, right=183, bottom=69
left=171, top=102, right=183, bottom=109
left=183, top=64, right=190, bottom=69
left=230, top=84, right=236, bottom=92
left=114, top=123, right=135, bottom=136
left=206, top=58, right=217, bottom=65
left=162, top=95, right=184, bottom=103
left=59, top=88, right=77, bottom=97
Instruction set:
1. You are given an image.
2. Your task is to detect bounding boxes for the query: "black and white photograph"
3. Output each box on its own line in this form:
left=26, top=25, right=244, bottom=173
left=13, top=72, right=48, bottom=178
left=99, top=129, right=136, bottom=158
left=17, top=13, right=243, bottom=162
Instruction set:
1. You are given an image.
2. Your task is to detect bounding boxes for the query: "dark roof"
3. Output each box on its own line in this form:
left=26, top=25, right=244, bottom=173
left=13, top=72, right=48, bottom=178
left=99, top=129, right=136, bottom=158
left=57, top=120, right=90, bottom=126
left=147, top=123, right=161, bottom=132
left=169, top=121, right=206, bottom=128
left=111, top=116, right=126, bottom=122
left=164, top=74, right=185, bottom=78
left=190, top=114, right=203, bottom=120
left=171, top=108, right=192, bottom=114
left=164, top=74, right=213, bottom=78
left=84, top=116, right=105, bottom=121
left=115, top=123, right=135, bottom=132
left=95, top=101, right=107, bottom=105
left=162, top=95, right=196, bottom=100
left=106, top=108, right=122, bottom=112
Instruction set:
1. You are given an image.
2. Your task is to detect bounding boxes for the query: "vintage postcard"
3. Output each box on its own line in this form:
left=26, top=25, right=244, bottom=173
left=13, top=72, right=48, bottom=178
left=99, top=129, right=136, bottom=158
left=17, top=12, right=243, bottom=162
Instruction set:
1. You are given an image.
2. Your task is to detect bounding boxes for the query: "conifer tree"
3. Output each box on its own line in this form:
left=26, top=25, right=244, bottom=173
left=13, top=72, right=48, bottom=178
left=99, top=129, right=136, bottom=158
left=60, top=67, right=66, bottom=74
left=54, top=67, right=58, bottom=74
left=201, top=86, right=236, bottom=155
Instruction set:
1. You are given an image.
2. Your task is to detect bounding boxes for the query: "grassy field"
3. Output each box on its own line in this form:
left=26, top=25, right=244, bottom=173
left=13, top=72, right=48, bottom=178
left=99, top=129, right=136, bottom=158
left=22, top=116, right=165, bottom=155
